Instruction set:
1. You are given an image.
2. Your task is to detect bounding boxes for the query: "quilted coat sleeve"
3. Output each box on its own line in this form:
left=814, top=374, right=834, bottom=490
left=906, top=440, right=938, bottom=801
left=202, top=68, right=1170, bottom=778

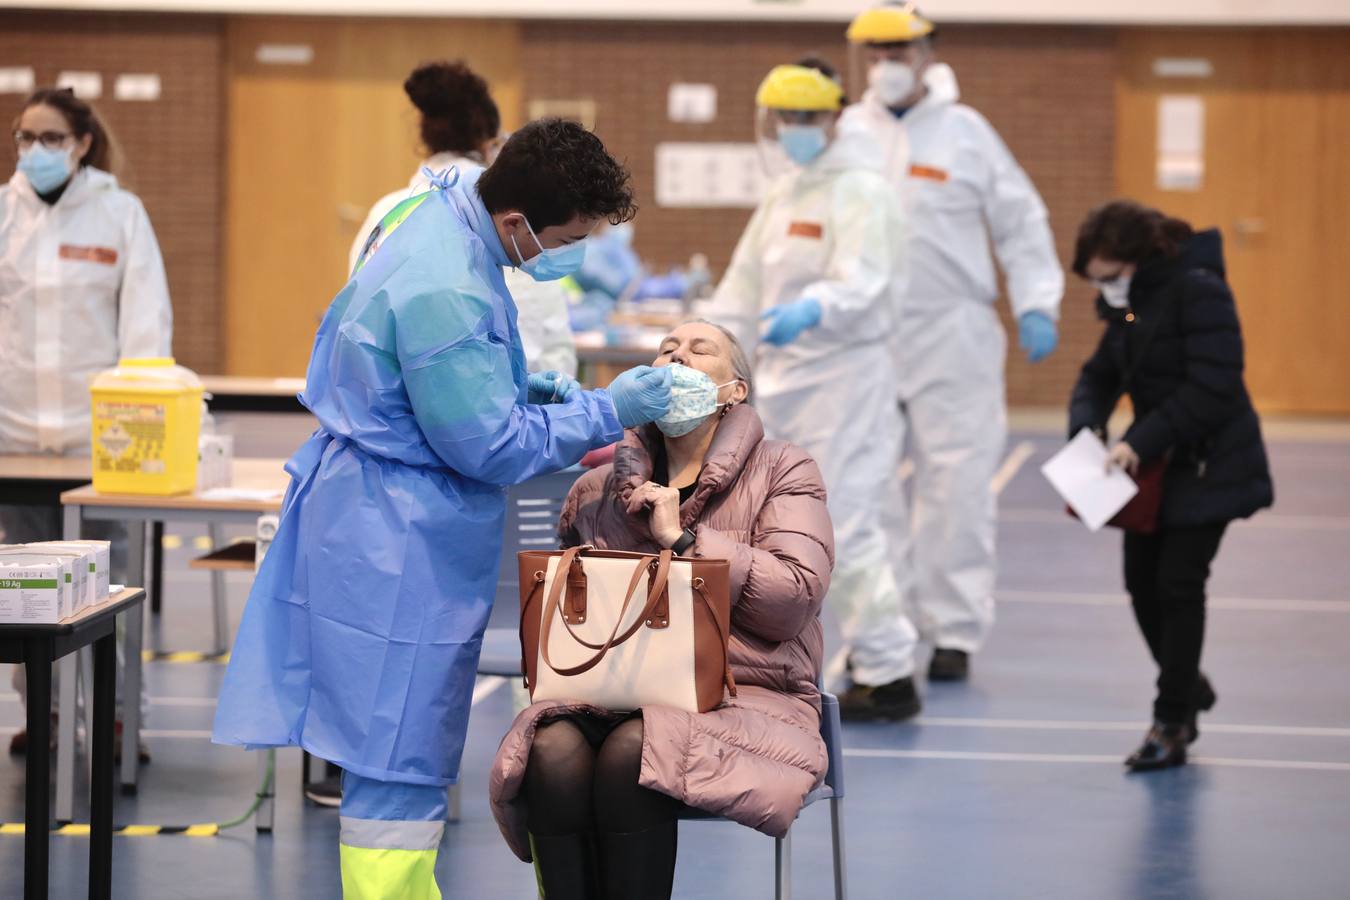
left=692, top=446, right=834, bottom=643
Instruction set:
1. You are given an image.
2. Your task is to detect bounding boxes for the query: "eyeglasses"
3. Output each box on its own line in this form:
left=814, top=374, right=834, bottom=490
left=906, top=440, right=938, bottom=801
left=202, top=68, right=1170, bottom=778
left=14, top=130, right=74, bottom=151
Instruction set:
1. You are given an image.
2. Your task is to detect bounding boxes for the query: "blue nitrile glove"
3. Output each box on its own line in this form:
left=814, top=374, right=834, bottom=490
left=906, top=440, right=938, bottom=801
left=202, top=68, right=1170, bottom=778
left=760, top=298, right=823, bottom=346
left=527, top=370, right=580, bottom=404
left=1018, top=311, right=1058, bottom=363
left=606, top=365, right=673, bottom=428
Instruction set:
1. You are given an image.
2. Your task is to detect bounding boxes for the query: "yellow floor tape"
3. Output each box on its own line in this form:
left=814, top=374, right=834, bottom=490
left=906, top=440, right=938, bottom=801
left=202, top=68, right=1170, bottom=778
left=141, top=650, right=229, bottom=665
left=0, top=823, right=219, bottom=837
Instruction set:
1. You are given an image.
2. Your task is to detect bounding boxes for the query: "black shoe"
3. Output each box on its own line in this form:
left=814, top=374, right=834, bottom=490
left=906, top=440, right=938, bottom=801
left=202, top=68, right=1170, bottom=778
left=928, top=648, right=970, bottom=682
left=839, top=676, right=922, bottom=722
left=531, top=831, right=599, bottom=899
left=1125, top=722, right=1189, bottom=772
left=304, top=775, right=343, bottom=808
left=1188, top=674, right=1217, bottom=744
left=599, top=821, right=677, bottom=900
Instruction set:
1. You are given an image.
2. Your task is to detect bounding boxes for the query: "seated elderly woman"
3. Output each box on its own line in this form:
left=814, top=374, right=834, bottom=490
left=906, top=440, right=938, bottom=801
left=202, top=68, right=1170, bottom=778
left=490, top=320, right=834, bottom=899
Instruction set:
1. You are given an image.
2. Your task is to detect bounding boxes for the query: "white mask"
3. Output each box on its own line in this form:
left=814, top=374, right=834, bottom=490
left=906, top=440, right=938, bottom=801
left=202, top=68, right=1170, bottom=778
left=1097, top=276, right=1133, bottom=309
left=869, top=60, right=917, bottom=107
left=656, top=363, right=739, bottom=438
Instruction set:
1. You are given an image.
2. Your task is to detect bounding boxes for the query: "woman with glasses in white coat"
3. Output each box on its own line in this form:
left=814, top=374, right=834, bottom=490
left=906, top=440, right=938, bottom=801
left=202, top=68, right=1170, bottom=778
left=1, top=86, right=171, bottom=755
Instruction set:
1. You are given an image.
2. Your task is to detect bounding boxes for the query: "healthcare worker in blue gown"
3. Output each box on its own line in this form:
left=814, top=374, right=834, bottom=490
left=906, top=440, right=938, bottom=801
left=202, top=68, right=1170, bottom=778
left=212, top=119, right=671, bottom=899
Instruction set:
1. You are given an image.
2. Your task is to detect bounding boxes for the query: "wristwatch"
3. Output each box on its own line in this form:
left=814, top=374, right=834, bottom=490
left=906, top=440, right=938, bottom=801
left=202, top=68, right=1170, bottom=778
left=671, top=528, right=697, bottom=556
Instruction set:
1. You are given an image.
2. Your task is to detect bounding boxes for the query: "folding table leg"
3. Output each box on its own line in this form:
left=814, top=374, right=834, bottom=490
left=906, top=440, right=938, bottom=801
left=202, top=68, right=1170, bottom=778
left=23, top=640, right=53, bottom=900
left=55, top=654, right=79, bottom=824
left=207, top=522, right=229, bottom=656
left=89, top=633, right=117, bottom=899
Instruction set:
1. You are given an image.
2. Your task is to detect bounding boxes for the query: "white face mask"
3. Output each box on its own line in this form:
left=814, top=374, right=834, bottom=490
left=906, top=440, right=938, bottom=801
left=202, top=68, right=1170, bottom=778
left=656, top=363, right=739, bottom=438
left=1096, top=275, right=1133, bottom=309
left=869, top=60, right=917, bottom=107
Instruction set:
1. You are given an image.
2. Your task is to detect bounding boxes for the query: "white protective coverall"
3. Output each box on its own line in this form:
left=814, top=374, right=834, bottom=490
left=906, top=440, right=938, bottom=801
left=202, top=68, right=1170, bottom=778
left=702, top=130, right=918, bottom=686
left=0, top=164, right=172, bottom=706
left=840, top=63, right=1063, bottom=656
left=349, top=152, right=578, bottom=377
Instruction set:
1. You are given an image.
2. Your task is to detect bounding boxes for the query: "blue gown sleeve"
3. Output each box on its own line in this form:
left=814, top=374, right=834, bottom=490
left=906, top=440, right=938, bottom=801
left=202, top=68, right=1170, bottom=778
left=395, top=279, right=623, bottom=486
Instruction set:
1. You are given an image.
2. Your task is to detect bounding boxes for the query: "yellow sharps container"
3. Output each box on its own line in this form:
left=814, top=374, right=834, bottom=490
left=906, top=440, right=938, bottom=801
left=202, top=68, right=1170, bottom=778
left=90, top=358, right=204, bottom=495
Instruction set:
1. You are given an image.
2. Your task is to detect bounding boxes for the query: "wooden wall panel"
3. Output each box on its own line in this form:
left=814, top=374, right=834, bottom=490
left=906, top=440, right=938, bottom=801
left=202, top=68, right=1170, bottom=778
left=1116, top=29, right=1350, bottom=414
left=223, top=16, right=523, bottom=376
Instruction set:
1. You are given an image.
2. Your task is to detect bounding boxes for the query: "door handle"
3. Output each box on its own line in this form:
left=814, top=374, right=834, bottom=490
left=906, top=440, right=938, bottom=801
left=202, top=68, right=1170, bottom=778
left=1232, top=217, right=1267, bottom=235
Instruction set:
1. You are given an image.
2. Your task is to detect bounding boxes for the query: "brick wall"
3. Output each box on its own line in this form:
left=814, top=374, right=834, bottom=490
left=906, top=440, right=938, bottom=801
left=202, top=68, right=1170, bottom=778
left=521, top=21, right=1117, bottom=406
left=0, top=11, right=224, bottom=373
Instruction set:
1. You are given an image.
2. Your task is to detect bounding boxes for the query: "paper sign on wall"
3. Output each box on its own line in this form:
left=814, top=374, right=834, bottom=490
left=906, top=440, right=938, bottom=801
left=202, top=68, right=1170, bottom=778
left=655, top=143, right=765, bottom=208
left=56, top=71, right=102, bottom=100
left=0, top=67, right=35, bottom=95
left=1157, top=94, right=1205, bottom=191
left=114, top=74, right=161, bottom=102
left=667, top=84, right=717, bottom=123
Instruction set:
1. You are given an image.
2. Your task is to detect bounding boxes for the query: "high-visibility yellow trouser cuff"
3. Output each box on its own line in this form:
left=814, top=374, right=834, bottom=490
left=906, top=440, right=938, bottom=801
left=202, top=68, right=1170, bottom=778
left=339, top=844, right=442, bottom=900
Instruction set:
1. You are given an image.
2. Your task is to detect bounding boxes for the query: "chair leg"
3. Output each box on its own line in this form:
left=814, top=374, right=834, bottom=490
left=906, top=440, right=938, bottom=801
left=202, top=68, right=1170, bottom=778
left=830, top=798, right=848, bottom=900
left=775, top=828, right=792, bottom=900
left=446, top=783, right=462, bottom=823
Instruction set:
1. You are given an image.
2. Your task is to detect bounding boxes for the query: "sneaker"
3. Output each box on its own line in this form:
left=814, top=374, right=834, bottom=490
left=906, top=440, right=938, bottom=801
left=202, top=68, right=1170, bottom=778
left=305, top=775, right=343, bottom=808
left=927, top=648, right=970, bottom=682
left=1125, top=722, right=1189, bottom=772
left=8, top=714, right=59, bottom=756
left=839, top=676, right=922, bottom=722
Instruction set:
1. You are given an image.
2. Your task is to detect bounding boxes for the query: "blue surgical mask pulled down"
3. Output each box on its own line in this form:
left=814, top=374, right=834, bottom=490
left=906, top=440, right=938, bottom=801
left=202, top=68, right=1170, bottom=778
left=18, top=144, right=75, bottom=195
left=777, top=124, right=829, bottom=166
left=656, top=363, right=739, bottom=438
left=512, top=215, right=587, bottom=282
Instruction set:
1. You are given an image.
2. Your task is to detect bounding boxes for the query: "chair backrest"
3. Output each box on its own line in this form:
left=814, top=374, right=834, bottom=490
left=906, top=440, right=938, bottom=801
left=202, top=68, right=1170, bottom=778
left=819, top=691, right=845, bottom=798
left=493, top=467, right=585, bottom=618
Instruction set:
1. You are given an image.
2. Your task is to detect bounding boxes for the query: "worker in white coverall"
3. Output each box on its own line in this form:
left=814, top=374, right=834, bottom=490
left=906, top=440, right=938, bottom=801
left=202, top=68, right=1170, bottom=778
left=1, top=88, right=171, bottom=754
left=349, top=61, right=577, bottom=378
left=702, top=63, right=922, bottom=720
left=841, top=5, right=1065, bottom=686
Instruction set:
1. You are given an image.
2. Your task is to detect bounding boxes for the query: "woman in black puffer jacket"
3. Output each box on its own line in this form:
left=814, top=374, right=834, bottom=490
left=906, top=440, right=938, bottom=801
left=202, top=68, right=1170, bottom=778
left=1068, top=200, right=1273, bottom=772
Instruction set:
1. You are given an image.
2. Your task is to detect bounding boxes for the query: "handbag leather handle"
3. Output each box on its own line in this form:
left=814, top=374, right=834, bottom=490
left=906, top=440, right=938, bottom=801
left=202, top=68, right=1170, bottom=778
left=539, top=548, right=673, bottom=678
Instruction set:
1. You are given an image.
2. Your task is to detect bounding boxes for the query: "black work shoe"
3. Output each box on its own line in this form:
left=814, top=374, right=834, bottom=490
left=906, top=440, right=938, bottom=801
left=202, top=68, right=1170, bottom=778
left=304, top=775, right=343, bottom=808
left=1126, top=722, right=1189, bottom=772
left=927, top=648, right=970, bottom=682
left=1188, top=674, right=1218, bottom=744
left=840, top=676, right=922, bottom=722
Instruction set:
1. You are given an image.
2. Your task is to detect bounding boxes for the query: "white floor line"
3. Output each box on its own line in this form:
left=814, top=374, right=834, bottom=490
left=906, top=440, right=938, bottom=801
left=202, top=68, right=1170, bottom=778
left=997, top=589, right=1350, bottom=614
left=913, top=716, right=1350, bottom=738
left=0, top=692, right=218, bottom=707
left=991, top=441, right=1036, bottom=496
left=471, top=675, right=506, bottom=706
left=1000, top=506, right=1350, bottom=532
left=842, top=747, right=1350, bottom=772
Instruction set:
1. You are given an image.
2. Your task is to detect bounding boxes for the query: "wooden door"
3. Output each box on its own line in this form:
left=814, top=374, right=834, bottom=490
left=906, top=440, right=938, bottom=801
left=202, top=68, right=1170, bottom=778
left=1116, top=29, right=1350, bottom=415
left=223, top=16, right=522, bottom=376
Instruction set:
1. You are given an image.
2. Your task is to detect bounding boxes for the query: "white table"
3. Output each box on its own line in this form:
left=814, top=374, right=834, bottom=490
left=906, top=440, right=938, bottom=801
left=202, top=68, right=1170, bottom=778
left=56, top=460, right=288, bottom=822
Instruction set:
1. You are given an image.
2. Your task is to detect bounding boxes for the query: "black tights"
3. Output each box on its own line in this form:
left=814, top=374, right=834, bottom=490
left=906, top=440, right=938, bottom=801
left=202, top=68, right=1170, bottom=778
left=524, top=716, right=680, bottom=837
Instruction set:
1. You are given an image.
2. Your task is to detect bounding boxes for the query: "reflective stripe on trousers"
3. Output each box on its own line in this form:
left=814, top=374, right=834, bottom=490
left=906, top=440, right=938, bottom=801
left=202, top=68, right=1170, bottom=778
left=339, top=770, right=448, bottom=899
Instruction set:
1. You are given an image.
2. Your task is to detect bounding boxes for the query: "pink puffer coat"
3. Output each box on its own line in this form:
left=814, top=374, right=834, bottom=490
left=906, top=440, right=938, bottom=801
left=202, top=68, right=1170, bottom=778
left=489, top=403, right=834, bottom=860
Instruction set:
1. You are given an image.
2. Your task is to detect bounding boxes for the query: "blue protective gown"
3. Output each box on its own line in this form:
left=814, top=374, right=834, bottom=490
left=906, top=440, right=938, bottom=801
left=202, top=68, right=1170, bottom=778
left=212, top=168, right=623, bottom=786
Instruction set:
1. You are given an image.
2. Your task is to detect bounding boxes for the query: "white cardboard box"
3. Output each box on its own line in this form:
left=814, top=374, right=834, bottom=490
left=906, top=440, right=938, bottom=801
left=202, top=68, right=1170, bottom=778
left=0, top=548, right=86, bottom=617
left=0, top=557, right=69, bottom=623
left=37, top=541, right=111, bottom=604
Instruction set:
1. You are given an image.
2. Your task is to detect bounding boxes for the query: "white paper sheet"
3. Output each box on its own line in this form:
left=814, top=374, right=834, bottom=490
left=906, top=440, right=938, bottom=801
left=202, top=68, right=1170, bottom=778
left=1041, top=429, right=1139, bottom=532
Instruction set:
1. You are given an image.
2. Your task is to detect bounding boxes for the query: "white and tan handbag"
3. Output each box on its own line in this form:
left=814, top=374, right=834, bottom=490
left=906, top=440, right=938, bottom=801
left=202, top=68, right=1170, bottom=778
left=518, top=546, right=736, bottom=714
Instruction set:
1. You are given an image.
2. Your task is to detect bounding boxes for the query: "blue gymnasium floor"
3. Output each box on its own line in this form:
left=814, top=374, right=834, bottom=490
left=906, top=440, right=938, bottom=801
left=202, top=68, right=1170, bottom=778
left=3, top=415, right=1349, bottom=899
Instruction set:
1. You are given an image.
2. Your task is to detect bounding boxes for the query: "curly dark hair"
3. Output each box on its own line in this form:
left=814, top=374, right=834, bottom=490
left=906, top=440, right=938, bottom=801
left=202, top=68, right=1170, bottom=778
left=477, top=118, right=637, bottom=229
left=1072, top=199, right=1194, bottom=277
left=403, top=61, right=500, bottom=157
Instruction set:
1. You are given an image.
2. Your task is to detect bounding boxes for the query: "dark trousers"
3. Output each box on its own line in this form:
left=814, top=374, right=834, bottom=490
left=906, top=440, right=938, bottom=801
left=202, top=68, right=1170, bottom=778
left=1123, top=522, right=1228, bottom=724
